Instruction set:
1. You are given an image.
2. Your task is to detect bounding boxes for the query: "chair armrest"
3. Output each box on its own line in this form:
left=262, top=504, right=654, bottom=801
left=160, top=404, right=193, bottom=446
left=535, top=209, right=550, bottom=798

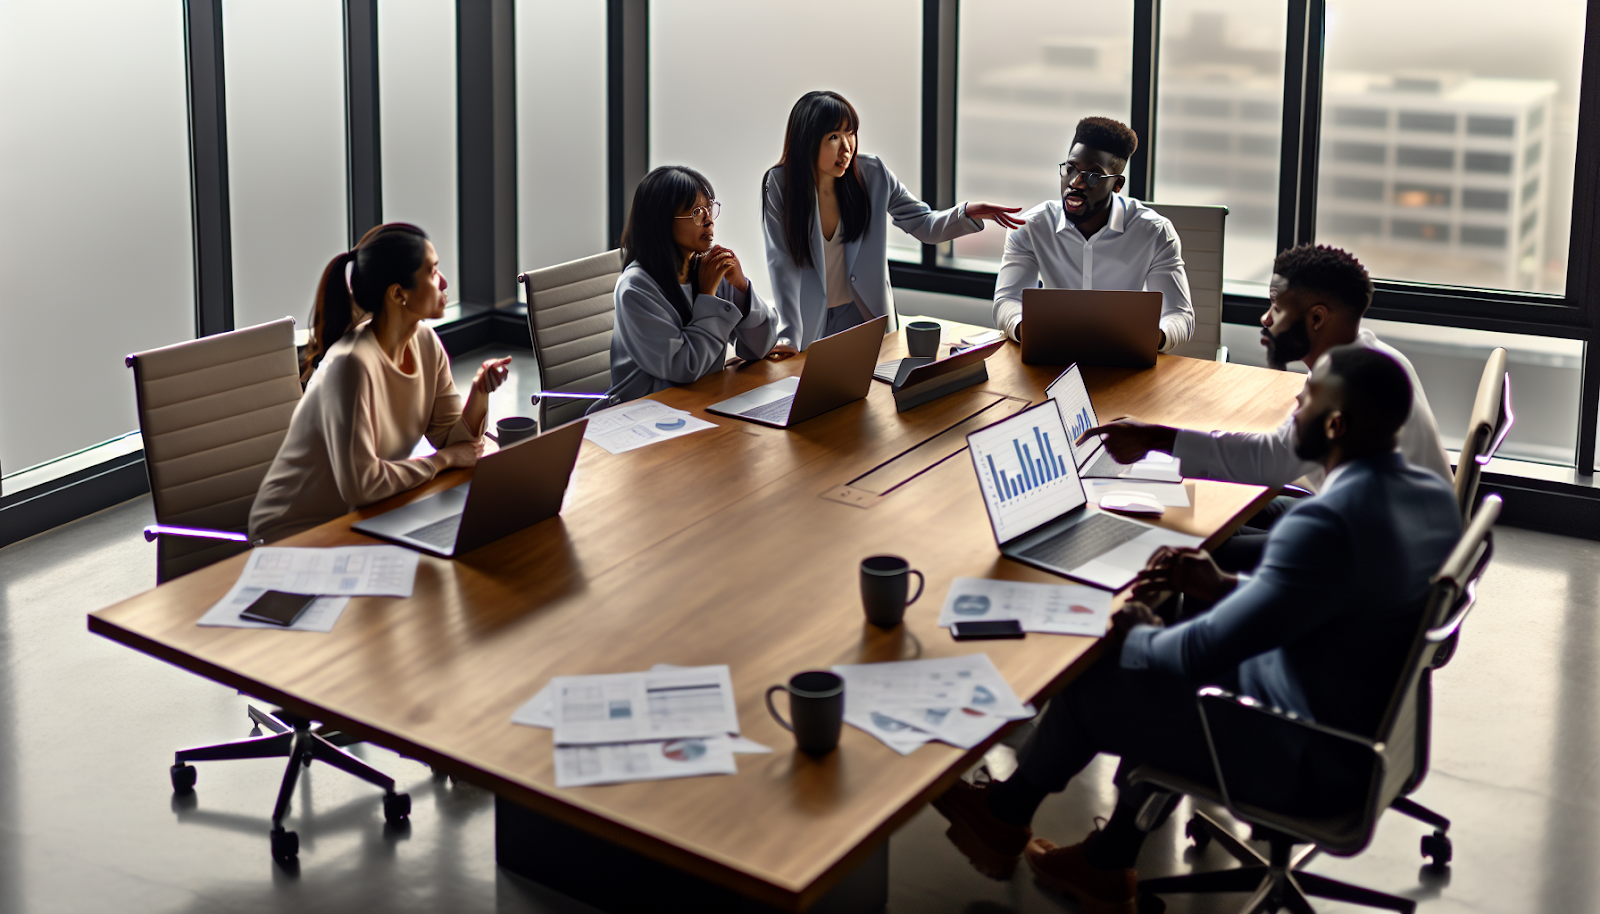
left=1280, top=484, right=1314, bottom=498
left=143, top=524, right=254, bottom=545
left=1195, top=686, right=1380, bottom=812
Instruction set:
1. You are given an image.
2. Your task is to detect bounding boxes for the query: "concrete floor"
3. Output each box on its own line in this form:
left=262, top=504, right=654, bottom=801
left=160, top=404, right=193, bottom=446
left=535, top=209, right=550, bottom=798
left=3, top=347, right=1596, bottom=913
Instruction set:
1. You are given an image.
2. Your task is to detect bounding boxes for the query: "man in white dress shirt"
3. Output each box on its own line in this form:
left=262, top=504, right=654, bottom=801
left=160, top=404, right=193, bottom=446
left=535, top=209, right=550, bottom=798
left=992, top=117, right=1195, bottom=352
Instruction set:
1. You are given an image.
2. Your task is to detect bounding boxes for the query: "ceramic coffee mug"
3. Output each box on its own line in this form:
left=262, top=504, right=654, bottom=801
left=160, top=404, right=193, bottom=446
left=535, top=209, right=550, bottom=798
left=765, top=670, right=845, bottom=756
left=495, top=416, right=539, bottom=446
left=860, top=554, right=925, bottom=628
left=906, top=321, right=942, bottom=359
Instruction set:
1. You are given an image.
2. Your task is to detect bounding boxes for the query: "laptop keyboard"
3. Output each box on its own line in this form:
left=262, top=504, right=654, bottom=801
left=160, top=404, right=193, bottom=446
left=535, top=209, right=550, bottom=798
left=406, top=514, right=462, bottom=549
left=1085, top=449, right=1131, bottom=478
left=1020, top=513, right=1148, bottom=571
left=741, top=395, right=795, bottom=424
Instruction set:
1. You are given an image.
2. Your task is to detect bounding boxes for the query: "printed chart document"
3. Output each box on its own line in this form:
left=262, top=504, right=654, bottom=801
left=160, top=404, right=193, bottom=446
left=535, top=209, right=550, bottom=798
left=833, top=655, right=1033, bottom=754
left=550, top=665, right=739, bottom=746
left=554, top=735, right=738, bottom=788
left=196, top=584, right=351, bottom=633
left=236, top=546, right=419, bottom=597
left=937, top=577, right=1113, bottom=637
left=514, top=674, right=770, bottom=754
left=583, top=399, right=717, bottom=454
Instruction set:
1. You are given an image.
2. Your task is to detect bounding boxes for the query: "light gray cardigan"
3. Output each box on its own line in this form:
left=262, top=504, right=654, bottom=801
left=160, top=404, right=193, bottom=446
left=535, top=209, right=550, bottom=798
left=602, top=262, right=779, bottom=406
left=762, top=154, right=983, bottom=351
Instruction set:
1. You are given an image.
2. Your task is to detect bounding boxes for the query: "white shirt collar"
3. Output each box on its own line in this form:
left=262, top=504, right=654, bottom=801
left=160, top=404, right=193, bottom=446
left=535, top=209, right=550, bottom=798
left=1054, top=193, right=1129, bottom=238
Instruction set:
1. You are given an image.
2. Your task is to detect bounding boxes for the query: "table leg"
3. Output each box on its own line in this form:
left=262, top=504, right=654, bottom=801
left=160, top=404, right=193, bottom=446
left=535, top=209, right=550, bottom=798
left=495, top=796, right=888, bottom=913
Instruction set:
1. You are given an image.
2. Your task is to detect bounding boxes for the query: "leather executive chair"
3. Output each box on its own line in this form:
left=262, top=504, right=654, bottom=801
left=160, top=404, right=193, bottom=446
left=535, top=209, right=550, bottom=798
left=128, top=318, right=410, bottom=861
left=1144, top=202, right=1229, bottom=363
left=518, top=249, right=624, bottom=429
left=1126, top=494, right=1500, bottom=914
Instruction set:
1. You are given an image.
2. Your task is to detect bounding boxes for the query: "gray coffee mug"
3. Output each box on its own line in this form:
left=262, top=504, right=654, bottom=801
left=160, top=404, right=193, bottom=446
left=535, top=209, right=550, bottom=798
left=766, top=671, right=845, bottom=756
left=496, top=416, right=539, bottom=446
left=906, top=321, right=941, bottom=359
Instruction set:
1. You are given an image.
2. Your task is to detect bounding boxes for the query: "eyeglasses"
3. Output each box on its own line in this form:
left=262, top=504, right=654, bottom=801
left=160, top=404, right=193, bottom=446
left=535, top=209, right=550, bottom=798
left=674, top=201, right=721, bottom=226
left=1058, top=163, right=1122, bottom=189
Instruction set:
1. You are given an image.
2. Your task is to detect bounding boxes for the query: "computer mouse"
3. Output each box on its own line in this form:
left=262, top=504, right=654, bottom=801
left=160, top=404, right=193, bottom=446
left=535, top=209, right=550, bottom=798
left=1097, top=491, right=1165, bottom=516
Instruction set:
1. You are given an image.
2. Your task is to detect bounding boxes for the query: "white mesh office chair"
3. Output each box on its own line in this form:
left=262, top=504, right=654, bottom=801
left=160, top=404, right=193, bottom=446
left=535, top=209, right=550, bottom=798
left=518, top=249, right=624, bottom=428
left=1145, top=203, right=1229, bottom=362
left=128, top=319, right=409, bottom=861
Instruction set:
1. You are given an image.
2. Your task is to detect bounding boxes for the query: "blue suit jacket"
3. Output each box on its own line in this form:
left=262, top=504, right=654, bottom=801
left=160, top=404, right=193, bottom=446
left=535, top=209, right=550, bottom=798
left=1121, top=452, right=1461, bottom=739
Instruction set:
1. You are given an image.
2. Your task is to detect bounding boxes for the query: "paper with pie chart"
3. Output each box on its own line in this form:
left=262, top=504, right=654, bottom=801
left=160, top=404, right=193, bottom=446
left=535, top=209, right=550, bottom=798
left=937, top=577, right=1113, bottom=637
left=833, top=655, right=1033, bottom=754
left=553, top=735, right=738, bottom=788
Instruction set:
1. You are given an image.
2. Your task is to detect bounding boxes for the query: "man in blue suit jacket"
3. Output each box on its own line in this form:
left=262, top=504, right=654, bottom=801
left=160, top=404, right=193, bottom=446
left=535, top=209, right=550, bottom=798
left=935, top=345, right=1462, bottom=912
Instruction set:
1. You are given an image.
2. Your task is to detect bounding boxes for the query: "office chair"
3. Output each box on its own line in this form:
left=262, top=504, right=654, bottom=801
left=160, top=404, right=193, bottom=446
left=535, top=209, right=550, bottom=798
left=1453, top=347, right=1511, bottom=522
left=128, top=319, right=410, bottom=860
left=518, top=249, right=624, bottom=429
left=1127, top=494, right=1500, bottom=913
left=1144, top=203, right=1229, bottom=363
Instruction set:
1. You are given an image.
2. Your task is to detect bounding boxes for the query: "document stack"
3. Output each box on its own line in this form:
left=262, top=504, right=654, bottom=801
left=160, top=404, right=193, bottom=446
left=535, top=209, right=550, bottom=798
left=832, top=655, right=1035, bottom=756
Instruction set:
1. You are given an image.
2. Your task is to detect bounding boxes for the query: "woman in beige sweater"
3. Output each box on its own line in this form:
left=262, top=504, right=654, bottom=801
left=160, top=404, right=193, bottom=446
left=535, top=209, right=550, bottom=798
left=249, top=223, right=510, bottom=543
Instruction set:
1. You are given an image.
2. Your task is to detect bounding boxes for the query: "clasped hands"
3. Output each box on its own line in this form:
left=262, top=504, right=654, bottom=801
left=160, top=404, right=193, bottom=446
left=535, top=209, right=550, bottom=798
left=1111, top=545, right=1239, bottom=635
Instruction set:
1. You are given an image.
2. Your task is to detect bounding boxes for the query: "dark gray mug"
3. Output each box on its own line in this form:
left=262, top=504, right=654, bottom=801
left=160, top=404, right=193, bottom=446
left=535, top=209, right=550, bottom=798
left=906, top=321, right=942, bottom=359
left=765, top=670, right=844, bottom=756
left=496, top=416, right=539, bottom=446
left=860, top=554, right=925, bottom=628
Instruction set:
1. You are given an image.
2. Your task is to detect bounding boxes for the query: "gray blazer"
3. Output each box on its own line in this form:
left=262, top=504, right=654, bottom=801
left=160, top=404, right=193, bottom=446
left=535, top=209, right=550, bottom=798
left=763, top=154, right=983, bottom=350
left=603, top=263, right=779, bottom=406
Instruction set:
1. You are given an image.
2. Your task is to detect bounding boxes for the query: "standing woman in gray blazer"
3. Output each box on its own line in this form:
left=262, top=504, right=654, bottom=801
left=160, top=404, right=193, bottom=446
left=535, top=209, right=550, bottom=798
left=602, top=165, right=780, bottom=406
left=763, top=90, right=1023, bottom=352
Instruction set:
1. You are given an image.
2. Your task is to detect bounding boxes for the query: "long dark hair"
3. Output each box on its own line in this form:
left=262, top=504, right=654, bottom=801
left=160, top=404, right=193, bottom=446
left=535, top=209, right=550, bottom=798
left=770, top=91, right=869, bottom=269
left=302, top=222, right=430, bottom=381
left=620, top=165, right=715, bottom=323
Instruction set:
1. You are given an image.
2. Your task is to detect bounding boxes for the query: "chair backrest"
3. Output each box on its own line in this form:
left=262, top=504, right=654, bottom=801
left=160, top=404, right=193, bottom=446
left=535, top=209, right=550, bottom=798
left=128, top=318, right=302, bottom=582
left=1454, top=347, right=1510, bottom=521
left=1143, top=202, right=1227, bottom=361
left=519, top=249, right=624, bottom=428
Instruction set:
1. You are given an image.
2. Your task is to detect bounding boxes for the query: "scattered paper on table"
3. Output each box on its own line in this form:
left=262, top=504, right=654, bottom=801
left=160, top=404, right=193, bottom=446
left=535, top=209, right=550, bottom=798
left=511, top=682, right=555, bottom=728
left=196, top=582, right=351, bottom=633
left=1084, top=478, right=1191, bottom=508
left=844, top=710, right=933, bottom=756
left=833, top=655, right=1032, bottom=754
left=583, top=399, right=717, bottom=454
left=553, top=735, right=738, bottom=787
left=727, top=736, right=773, bottom=755
left=873, top=705, right=1032, bottom=751
left=236, top=546, right=419, bottom=597
left=937, top=577, right=1113, bottom=637
left=550, top=665, right=739, bottom=745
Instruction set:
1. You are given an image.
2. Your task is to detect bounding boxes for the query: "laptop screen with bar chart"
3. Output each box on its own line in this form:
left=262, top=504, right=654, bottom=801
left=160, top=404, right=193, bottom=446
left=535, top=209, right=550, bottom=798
left=966, top=402, right=1087, bottom=545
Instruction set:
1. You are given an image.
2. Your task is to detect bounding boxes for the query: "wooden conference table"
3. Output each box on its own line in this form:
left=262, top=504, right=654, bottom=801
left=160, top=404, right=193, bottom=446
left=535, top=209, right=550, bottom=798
left=90, top=324, right=1304, bottom=913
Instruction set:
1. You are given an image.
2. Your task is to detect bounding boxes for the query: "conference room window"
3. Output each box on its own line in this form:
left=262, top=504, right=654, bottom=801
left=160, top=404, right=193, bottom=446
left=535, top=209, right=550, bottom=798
left=1314, top=0, right=1581, bottom=296
left=0, top=0, right=195, bottom=479
left=952, top=0, right=1135, bottom=264
left=515, top=0, right=607, bottom=275
left=1153, top=0, right=1287, bottom=287
left=222, top=0, right=350, bottom=330
left=651, top=0, right=921, bottom=296
left=379, top=0, right=459, bottom=288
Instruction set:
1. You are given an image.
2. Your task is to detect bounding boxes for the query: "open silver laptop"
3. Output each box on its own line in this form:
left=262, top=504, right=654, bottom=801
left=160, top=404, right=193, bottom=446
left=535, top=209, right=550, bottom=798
left=706, top=316, right=887, bottom=428
left=1044, top=363, right=1180, bottom=483
left=965, top=401, right=1199, bottom=590
left=351, top=419, right=587, bottom=557
left=1020, top=288, right=1161, bottom=368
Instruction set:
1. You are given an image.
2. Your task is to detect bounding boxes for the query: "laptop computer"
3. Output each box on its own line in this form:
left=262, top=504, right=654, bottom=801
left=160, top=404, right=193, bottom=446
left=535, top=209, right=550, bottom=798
left=1020, top=288, right=1161, bottom=368
left=965, top=401, right=1200, bottom=590
left=1046, top=363, right=1180, bottom=482
left=706, top=316, right=887, bottom=428
left=351, top=418, right=587, bottom=557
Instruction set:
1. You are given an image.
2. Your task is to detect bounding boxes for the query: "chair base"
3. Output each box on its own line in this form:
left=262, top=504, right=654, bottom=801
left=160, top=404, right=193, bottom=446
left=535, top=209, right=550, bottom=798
left=1391, top=796, right=1452, bottom=869
left=1140, top=811, right=1416, bottom=914
left=170, top=706, right=410, bottom=859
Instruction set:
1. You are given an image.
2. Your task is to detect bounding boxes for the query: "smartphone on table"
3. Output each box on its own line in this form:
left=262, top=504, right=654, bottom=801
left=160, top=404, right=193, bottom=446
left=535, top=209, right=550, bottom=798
left=239, top=590, right=317, bottom=627
left=951, top=619, right=1026, bottom=640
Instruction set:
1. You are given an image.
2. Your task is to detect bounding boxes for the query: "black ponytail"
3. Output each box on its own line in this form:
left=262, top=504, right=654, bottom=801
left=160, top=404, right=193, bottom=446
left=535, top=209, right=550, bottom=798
left=301, top=222, right=430, bottom=381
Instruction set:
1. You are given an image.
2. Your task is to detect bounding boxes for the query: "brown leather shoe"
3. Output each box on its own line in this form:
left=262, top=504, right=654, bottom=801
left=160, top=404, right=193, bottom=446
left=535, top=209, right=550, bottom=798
left=931, top=779, right=1032, bottom=879
left=1025, top=835, right=1164, bottom=914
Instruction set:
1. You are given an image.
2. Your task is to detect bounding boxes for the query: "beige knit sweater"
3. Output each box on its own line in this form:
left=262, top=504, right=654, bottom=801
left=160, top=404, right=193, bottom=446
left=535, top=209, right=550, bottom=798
left=248, top=322, right=479, bottom=543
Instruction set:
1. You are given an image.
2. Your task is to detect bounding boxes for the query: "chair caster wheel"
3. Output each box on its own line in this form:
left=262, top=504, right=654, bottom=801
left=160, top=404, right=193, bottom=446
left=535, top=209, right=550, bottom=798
left=1421, top=830, right=1452, bottom=868
left=384, top=792, right=411, bottom=823
left=1185, top=815, right=1212, bottom=850
left=270, top=828, right=299, bottom=859
left=171, top=763, right=197, bottom=794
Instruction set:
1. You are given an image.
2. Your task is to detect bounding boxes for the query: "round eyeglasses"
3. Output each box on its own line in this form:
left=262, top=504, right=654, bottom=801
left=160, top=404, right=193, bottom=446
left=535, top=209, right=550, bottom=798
left=674, top=201, right=721, bottom=227
left=1058, top=163, right=1122, bottom=189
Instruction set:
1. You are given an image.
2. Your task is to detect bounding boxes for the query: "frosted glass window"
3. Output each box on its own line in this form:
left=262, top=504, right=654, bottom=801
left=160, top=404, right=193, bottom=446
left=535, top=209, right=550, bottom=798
left=224, top=0, right=349, bottom=329
left=516, top=1, right=607, bottom=274
left=380, top=0, right=459, bottom=293
left=651, top=1, right=922, bottom=300
left=0, top=0, right=194, bottom=474
left=1315, top=0, right=1585, bottom=295
left=956, top=0, right=1134, bottom=263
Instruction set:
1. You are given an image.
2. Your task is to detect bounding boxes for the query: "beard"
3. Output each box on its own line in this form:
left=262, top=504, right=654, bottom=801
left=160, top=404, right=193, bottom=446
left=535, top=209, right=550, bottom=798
left=1293, top=407, right=1334, bottom=462
left=1061, top=191, right=1111, bottom=225
left=1262, top=319, right=1312, bottom=370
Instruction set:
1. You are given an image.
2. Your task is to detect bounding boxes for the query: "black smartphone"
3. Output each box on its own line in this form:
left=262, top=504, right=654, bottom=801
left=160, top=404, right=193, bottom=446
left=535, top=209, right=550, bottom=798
left=239, top=590, right=317, bottom=627
left=951, top=619, right=1026, bottom=640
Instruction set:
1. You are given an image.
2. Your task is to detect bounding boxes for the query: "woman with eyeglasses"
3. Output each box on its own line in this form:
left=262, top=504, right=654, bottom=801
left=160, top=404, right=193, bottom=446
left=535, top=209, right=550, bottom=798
left=602, top=165, right=780, bottom=406
left=763, top=90, right=1023, bottom=353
